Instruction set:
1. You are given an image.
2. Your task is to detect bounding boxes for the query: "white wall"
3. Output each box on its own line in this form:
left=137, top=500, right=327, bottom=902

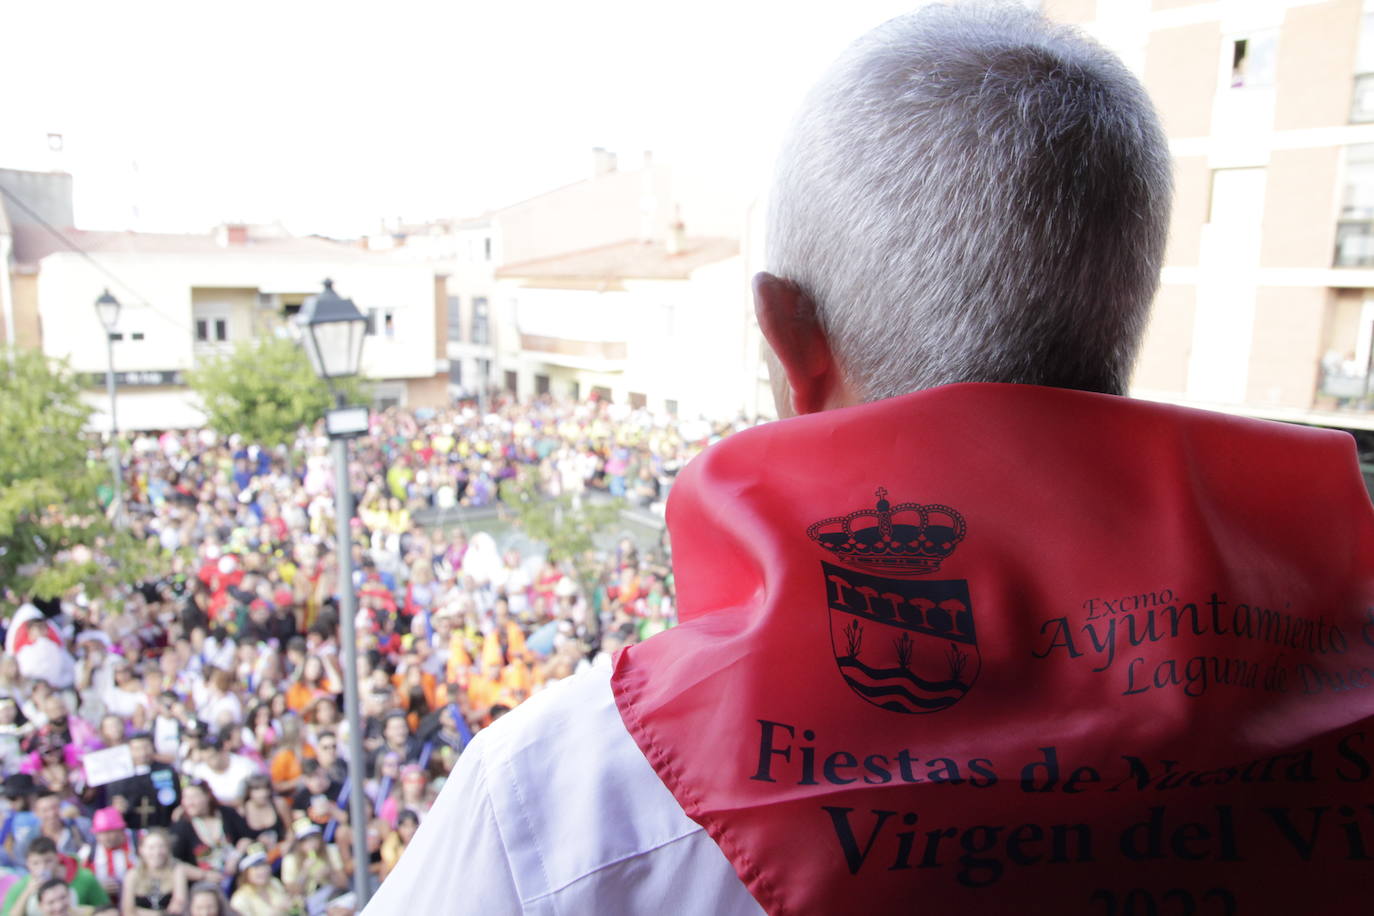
left=500, top=253, right=752, bottom=418
left=36, top=249, right=439, bottom=381
left=513, top=287, right=634, bottom=343
left=1186, top=167, right=1266, bottom=403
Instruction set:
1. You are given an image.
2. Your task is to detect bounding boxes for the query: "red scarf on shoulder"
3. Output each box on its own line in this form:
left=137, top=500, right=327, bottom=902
left=613, top=384, right=1374, bottom=915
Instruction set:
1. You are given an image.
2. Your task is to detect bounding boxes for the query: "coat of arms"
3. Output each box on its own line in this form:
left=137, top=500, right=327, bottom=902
left=808, top=488, right=979, bottom=714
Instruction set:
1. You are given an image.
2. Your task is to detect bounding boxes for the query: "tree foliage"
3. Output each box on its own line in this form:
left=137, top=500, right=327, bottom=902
left=498, top=470, right=624, bottom=599
left=0, top=348, right=153, bottom=600
left=187, top=335, right=363, bottom=449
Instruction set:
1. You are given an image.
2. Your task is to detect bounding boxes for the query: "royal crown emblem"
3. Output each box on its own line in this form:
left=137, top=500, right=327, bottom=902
left=806, top=487, right=966, bottom=578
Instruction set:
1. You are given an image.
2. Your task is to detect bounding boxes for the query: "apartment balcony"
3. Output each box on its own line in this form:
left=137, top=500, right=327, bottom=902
left=518, top=333, right=628, bottom=370
left=192, top=340, right=234, bottom=364
left=511, top=287, right=632, bottom=370
left=1321, top=365, right=1370, bottom=403
left=1334, top=220, right=1374, bottom=268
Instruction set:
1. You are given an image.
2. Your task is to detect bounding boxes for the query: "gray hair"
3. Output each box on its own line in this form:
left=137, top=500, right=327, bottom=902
left=767, top=2, right=1172, bottom=399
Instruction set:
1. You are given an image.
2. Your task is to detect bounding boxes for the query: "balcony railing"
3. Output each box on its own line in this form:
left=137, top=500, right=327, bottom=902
left=1352, top=73, right=1374, bottom=123
left=1321, top=357, right=1372, bottom=406
left=192, top=340, right=234, bottom=362
left=519, top=334, right=627, bottom=362
left=1334, top=219, right=1374, bottom=267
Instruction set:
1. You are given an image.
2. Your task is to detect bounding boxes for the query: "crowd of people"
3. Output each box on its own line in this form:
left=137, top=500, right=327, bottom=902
left=0, top=396, right=734, bottom=915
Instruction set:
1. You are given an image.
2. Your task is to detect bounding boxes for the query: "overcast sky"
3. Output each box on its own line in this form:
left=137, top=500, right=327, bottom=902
left=0, top=0, right=940, bottom=237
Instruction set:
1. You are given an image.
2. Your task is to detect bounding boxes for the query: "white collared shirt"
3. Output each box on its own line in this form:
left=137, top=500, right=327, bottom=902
left=364, top=666, right=761, bottom=915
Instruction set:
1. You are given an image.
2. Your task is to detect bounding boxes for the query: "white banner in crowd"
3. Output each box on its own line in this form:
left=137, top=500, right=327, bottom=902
left=82, top=744, right=136, bottom=787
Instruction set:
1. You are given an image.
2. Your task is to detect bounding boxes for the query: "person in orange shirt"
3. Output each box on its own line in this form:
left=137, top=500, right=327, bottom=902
left=478, top=618, right=527, bottom=670
left=283, top=656, right=334, bottom=714
left=392, top=663, right=436, bottom=732
left=503, top=620, right=526, bottom=659
left=498, top=656, right=531, bottom=703
left=478, top=631, right=504, bottom=672
left=464, top=672, right=498, bottom=718
left=267, top=716, right=307, bottom=794
left=445, top=633, right=473, bottom=688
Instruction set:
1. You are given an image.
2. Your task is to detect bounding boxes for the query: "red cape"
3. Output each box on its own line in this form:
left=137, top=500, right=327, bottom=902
left=613, top=384, right=1374, bottom=914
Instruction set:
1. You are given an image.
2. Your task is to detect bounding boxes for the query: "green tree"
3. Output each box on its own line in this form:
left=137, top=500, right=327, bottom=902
left=498, top=470, right=624, bottom=631
left=187, top=335, right=363, bottom=449
left=0, top=349, right=154, bottom=599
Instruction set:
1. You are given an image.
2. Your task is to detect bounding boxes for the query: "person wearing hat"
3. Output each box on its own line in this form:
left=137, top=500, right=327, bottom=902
left=82, top=809, right=132, bottom=900
left=25, top=742, right=77, bottom=812
left=227, top=846, right=289, bottom=916
left=281, top=818, right=346, bottom=916
left=25, top=694, right=98, bottom=768
left=174, top=719, right=206, bottom=768
left=8, top=608, right=75, bottom=692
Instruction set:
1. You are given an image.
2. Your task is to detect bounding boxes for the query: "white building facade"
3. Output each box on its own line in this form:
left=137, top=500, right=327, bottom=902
left=494, top=236, right=752, bottom=419
left=30, top=230, right=444, bottom=430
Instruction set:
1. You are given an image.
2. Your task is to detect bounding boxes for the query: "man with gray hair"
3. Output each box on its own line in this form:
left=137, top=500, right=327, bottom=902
left=762, top=2, right=1170, bottom=406
left=369, top=4, right=1372, bottom=914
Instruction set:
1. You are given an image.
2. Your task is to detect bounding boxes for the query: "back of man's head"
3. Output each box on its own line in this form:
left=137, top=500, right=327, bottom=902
left=768, top=2, right=1172, bottom=399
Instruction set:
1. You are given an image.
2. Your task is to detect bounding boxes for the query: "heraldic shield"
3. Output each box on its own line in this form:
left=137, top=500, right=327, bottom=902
left=810, top=490, right=980, bottom=714
left=822, top=563, right=980, bottom=713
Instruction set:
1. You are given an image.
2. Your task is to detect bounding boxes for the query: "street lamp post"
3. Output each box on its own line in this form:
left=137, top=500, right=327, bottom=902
left=94, top=289, right=122, bottom=525
left=298, top=279, right=372, bottom=907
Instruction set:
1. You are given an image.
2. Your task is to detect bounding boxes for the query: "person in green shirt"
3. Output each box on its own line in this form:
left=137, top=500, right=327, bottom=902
left=1, top=837, right=109, bottom=916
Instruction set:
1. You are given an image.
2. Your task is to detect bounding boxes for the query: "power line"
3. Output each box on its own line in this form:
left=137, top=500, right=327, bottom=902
left=0, top=182, right=194, bottom=335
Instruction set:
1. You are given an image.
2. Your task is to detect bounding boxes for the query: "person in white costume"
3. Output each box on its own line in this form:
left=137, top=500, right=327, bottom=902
left=7, top=605, right=75, bottom=691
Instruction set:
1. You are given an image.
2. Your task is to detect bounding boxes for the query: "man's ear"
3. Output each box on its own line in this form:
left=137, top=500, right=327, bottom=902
left=753, top=272, right=850, bottom=416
